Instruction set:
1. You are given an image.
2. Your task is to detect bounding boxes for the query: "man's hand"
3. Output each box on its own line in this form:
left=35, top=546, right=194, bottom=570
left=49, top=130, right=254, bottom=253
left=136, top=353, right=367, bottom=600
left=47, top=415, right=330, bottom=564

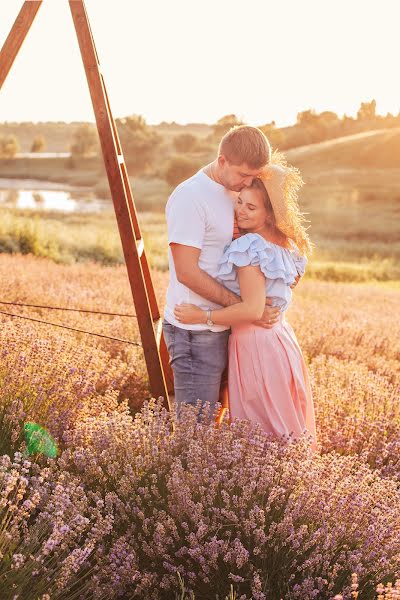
left=174, top=303, right=206, bottom=325
left=253, top=297, right=280, bottom=329
left=290, top=274, right=301, bottom=290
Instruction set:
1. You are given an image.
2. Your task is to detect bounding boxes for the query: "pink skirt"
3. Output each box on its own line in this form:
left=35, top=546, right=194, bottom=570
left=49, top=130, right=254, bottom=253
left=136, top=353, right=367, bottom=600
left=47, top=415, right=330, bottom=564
left=228, top=314, right=317, bottom=453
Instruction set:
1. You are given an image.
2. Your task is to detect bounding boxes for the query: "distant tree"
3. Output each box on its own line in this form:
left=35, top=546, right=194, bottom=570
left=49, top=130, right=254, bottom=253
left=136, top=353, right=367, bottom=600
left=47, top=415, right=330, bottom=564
left=163, top=155, right=200, bottom=187
left=259, top=120, right=275, bottom=134
left=31, top=135, right=46, bottom=153
left=341, top=114, right=355, bottom=130
left=280, top=127, right=314, bottom=149
left=212, top=114, right=243, bottom=139
left=296, top=109, right=319, bottom=126
left=70, top=124, right=98, bottom=158
left=315, top=111, right=341, bottom=141
left=194, top=140, right=217, bottom=154
left=0, top=134, right=19, bottom=158
left=357, top=99, right=376, bottom=121
left=296, top=109, right=343, bottom=144
left=382, top=111, right=400, bottom=128
left=319, top=111, right=340, bottom=124
left=116, top=114, right=162, bottom=175
left=259, top=122, right=286, bottom=149
left=173, top=133, right=198, bottom=153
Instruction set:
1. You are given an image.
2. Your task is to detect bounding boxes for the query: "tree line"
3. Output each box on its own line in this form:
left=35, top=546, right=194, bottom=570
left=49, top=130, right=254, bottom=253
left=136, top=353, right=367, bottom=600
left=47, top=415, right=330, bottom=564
left=1, top=99, right=399, bottom=186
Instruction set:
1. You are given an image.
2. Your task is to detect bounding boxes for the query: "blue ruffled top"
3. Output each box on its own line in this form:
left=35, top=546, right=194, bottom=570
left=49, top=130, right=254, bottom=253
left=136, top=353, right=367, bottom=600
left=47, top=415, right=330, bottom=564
left=217, top=233, right=307, bottom=312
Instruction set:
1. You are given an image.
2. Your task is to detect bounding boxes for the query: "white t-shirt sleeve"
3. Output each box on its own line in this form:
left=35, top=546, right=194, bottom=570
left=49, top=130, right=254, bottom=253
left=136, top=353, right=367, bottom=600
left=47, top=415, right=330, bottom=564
left=166, top=188, right=206, bottom=250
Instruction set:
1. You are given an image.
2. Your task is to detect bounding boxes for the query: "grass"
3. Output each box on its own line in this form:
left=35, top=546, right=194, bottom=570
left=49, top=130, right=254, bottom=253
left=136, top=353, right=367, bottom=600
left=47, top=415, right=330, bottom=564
left=306, top=259, right=400, bottom=282
left=0, top=207, right=168, bottom=269
left=0, top=205, right=398, bottom=281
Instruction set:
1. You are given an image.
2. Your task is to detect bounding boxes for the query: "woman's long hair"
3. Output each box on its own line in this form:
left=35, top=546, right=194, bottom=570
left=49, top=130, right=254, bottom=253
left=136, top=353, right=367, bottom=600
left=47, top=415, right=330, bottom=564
left=252, top=151, right=313, bottom=257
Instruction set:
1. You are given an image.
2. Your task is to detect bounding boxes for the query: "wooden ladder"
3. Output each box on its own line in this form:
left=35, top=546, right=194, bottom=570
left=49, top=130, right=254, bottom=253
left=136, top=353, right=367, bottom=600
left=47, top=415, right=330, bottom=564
left=0, top=0, right=174, bottom=410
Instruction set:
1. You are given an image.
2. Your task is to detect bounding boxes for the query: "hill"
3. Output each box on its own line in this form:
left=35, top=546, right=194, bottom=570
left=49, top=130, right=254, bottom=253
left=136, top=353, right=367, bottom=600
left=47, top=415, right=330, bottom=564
left=287, top=128, right=400, bottom=170
left=278, top=129, right=400, bottom=277
left=284, top=128, right=400, bottom=208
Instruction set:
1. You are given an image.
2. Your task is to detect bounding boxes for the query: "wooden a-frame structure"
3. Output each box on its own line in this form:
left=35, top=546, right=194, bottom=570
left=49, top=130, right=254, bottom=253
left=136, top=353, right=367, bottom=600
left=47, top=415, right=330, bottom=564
left=0, top=0, right=174, bottom=410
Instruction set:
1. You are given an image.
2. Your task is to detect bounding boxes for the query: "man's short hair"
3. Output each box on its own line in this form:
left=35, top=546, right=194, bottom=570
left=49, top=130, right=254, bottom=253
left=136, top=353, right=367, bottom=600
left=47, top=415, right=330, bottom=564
left=218, top=125, right=271, bottom=169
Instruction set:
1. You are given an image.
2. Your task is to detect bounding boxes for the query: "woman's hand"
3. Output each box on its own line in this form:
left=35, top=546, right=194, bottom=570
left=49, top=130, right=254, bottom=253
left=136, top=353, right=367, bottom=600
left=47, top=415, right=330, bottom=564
left=174, top=303, right=207, bottom=325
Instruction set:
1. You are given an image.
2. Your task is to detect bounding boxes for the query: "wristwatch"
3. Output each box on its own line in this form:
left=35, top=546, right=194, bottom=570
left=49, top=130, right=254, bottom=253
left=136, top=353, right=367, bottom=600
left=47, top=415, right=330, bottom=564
left=206, top=308, right=214, bottom=328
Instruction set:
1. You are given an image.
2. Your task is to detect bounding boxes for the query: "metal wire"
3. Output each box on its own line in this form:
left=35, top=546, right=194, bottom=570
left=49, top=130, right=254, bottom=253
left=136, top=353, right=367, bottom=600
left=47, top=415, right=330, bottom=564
left=0, top=309, right=142, bottom=346
left=0, top=299, right=137, bottom=318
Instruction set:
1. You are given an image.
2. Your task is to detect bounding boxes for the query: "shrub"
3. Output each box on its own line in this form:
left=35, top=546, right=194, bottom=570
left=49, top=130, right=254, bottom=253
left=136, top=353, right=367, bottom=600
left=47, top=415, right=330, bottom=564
left=31, top=135, right=46, bottom=153
left=116, top=114, right=162, bottom=176
left=173, top=133, right=198, bottom=153
left=164, top=155, right=201, bottom=187
left=0, top=134, right=19, bottom=158
left=70, top=124, right=99, bottom=159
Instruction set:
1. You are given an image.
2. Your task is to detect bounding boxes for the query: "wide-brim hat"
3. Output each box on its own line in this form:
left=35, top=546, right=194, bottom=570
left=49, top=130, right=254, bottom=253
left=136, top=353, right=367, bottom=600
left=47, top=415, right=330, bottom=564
left=257, top=151, right=312, bottom=255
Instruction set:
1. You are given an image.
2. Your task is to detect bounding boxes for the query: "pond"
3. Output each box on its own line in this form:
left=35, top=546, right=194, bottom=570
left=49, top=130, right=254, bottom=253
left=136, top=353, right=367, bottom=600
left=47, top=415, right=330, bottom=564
left=0, top=178, right=111, bottom=213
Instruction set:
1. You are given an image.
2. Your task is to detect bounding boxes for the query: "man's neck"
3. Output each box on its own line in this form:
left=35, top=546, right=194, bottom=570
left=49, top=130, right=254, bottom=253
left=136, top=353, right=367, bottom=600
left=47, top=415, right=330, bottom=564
left=204, top=161, right=223, bottom=186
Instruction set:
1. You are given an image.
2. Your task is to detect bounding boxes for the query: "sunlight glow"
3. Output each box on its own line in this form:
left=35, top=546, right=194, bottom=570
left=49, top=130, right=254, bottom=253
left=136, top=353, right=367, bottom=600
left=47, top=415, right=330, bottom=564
left=0, top=0, right=399, bottom=126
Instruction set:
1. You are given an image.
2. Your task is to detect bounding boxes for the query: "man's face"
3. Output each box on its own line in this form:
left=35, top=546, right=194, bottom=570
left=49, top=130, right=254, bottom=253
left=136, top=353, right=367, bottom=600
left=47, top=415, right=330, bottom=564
left=218, top=156, right=265, bottom=192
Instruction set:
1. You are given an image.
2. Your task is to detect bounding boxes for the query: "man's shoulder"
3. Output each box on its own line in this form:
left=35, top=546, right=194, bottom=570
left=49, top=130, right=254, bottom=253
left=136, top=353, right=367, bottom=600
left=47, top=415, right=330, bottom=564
left=169, top=170, right=204, bottom=198
left=166, top=170, right=207, bottom=212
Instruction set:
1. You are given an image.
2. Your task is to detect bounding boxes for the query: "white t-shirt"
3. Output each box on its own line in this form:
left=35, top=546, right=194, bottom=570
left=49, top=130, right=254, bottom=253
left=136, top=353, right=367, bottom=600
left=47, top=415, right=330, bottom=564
left=164, top=169, right=236, bottom=332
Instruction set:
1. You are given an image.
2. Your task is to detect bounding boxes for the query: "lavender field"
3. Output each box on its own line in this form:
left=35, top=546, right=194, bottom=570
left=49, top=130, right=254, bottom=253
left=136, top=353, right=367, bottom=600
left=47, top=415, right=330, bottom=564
left=0, top=254, right=399, bottom=599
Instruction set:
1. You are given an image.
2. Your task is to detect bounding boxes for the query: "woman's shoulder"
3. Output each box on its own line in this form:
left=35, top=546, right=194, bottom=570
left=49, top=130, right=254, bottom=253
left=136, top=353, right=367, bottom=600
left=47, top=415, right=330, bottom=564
left=224, top=232, right=277, bottom=254
left=220, top=233, right=307, bottom=282
left=218, top=233, right=267, bottom=277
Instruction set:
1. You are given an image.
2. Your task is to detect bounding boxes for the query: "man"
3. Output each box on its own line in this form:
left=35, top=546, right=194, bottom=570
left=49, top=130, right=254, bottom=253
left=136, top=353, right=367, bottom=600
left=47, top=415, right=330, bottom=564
left=162, top=125, right=282, bottom=424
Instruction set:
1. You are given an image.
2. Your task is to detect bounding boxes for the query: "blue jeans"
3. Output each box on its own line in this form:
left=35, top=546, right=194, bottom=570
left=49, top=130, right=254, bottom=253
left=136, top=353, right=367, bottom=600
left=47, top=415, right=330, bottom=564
left=162, top=319, right=230, bottom=424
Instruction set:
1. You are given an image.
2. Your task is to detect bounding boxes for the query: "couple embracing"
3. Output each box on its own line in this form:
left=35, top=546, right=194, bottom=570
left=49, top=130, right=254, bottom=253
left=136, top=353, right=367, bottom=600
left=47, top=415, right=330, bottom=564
left=162, top=125, right=317, bottom=453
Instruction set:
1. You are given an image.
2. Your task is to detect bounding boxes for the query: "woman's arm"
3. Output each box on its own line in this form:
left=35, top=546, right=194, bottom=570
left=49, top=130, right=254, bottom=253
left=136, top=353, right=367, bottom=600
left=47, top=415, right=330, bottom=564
left=174, top=265, right=268, bottom=326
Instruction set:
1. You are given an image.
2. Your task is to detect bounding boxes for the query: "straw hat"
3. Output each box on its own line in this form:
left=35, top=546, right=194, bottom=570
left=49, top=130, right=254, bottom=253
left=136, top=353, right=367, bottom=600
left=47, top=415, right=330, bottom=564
left=258, top=151, right=313, bottom=256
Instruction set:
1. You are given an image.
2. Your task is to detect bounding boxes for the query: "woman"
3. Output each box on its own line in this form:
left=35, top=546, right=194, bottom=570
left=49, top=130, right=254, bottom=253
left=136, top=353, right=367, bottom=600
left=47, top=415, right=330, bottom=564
left=174, top=154, right=317, bottom=453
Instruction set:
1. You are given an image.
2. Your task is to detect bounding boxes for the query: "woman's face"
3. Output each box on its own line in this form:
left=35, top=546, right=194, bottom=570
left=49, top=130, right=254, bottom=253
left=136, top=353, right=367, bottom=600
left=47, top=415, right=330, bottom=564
left=235, top=186, right=270, bottom=232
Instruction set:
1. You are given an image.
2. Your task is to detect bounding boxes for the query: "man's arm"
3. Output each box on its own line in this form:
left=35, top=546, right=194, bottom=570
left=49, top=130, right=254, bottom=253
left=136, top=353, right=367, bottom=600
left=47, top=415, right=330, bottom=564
left=171, top=243, right=240, bottom=307
left=175, top=265, right=266, bottom=326
left=290, top=274, right=301, bottom=289
left=170, top=243, right=281, bottom=326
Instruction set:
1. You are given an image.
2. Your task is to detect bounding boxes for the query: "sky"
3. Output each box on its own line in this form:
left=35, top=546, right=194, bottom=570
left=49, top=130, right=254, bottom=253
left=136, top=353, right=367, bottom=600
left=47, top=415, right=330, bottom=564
left=0, top=0, right=399, bottom=127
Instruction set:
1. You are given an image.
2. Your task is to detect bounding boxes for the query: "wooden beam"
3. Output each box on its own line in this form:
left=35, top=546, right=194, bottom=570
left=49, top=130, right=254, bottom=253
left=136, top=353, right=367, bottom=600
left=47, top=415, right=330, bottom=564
left=68, top=0, right=172, bottom=408
left=0, top=1, right=42, bottom=90
left=0, top=0, right=174, bottom=410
